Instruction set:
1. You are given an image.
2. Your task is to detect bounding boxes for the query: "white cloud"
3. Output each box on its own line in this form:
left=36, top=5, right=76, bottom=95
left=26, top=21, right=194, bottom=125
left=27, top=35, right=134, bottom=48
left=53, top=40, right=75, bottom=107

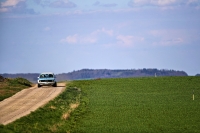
left=116, top=35, right=144, bottom=47
left=0, top=0, right=24, bottom=13
left=0, top=0, right=36, bottom=14
left=60, top=28, right=113, bottom=44
left=129, top=0, right=149, bottom=6
left=1, top=0, right=24, bottom=7
left=60, top=34, right=78, bottom=44
left=60, top=34, right=97, bottom=44
left=60, top=28, right=147, bottom=48
left=91, top=28, right=113, bottom=36
left=151, top=0, right=177, bottom=6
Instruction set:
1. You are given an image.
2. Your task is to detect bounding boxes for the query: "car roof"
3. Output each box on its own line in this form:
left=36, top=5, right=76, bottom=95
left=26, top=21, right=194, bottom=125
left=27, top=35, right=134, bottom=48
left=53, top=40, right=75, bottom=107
left=40, top=72, right=54, bottom=75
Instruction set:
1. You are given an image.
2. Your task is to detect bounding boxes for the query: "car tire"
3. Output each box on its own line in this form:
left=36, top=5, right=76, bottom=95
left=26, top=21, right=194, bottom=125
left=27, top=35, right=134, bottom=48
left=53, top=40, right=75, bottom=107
left=53, top=82, right=57, bottom=87
left=38, top=84, right=41, bottom=88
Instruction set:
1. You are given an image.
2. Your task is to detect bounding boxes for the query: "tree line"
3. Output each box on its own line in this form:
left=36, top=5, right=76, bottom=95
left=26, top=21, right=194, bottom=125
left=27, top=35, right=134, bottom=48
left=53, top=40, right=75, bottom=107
left=1, top=68, right=188, bottom=83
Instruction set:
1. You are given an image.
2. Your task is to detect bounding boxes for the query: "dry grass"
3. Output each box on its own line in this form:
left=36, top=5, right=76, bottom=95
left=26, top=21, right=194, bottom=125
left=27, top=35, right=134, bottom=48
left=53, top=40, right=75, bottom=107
left=70, top=103, right=79, bottom=109
left=62, top=102, right=80, bottom=120
left=0, top=81, right=8, bottom=89
left=49, top=106, right=56, bottom=109
left=49, top=124, right=58, bottom=132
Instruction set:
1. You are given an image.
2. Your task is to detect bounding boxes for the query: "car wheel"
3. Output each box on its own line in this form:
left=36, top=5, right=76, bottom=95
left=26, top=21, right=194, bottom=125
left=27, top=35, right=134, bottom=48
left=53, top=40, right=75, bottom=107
left=38, top=84, right=41, bottom=88
left=53, top=82, right=57, bottom=87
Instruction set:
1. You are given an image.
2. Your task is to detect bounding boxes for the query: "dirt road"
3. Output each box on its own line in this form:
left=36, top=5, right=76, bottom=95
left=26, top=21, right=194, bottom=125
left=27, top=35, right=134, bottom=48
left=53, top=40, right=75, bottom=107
left=0, top=83, right=66, bottom=125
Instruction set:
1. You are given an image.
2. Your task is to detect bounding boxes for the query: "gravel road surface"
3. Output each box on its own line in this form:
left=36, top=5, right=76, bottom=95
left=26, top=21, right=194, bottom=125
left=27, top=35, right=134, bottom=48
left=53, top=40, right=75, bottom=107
left=0, top=83, right=65, bottom=125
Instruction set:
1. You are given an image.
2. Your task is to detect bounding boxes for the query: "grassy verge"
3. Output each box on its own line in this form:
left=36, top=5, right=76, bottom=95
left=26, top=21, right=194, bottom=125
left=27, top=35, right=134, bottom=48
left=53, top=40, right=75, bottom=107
left=0, top=77, right=32, bottom=101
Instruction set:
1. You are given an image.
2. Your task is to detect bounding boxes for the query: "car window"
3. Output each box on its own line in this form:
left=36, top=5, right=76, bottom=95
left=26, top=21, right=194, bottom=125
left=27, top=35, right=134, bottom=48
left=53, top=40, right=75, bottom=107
left=39, top=74, right=54, bottom=78
left=49, top=74, right=53, bottom=78
left=40, top=74, right=45, bottom=78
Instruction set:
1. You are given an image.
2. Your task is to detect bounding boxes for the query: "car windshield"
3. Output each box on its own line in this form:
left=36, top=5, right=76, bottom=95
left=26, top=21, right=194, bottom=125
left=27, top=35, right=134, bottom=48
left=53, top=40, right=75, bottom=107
left=39, top=74, right=54, bottom=78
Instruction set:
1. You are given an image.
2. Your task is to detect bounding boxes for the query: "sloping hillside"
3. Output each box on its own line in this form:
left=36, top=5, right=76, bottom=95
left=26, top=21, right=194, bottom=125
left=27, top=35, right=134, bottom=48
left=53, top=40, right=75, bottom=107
left=0, top=76, right=32, bottom=101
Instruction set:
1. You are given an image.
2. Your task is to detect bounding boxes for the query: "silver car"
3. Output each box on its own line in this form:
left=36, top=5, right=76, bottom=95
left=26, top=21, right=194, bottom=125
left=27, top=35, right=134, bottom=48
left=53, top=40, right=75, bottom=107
left=37, top=72, right=57, bottom=87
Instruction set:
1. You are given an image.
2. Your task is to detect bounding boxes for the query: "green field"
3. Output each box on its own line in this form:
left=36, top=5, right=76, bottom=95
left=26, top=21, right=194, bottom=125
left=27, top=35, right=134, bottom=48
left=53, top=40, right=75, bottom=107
left=74, top=77, right=200, bottom=133
left=1, top=76, right=200, bottom=133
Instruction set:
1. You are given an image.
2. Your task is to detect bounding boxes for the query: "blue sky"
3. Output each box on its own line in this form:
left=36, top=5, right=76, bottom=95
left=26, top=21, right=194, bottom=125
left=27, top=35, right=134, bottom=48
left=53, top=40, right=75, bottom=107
left=0, top=0, right=200, bottom=75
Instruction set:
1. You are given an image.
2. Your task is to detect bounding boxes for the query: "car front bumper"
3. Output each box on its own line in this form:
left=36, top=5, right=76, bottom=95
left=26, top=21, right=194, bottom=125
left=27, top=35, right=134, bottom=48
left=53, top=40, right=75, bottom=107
left=38, top=80, right=56, bottom=86
left=38, top=82, right=55, bottom=86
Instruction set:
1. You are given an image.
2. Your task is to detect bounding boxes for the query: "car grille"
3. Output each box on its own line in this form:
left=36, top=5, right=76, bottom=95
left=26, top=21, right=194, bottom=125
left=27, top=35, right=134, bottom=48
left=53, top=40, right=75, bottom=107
left=40, top=80, right=54, bottom=82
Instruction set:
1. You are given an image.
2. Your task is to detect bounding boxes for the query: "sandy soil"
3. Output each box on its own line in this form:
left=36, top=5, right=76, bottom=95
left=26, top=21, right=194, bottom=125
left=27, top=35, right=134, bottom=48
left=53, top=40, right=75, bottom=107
left=0, top=83, right=66, bottom=125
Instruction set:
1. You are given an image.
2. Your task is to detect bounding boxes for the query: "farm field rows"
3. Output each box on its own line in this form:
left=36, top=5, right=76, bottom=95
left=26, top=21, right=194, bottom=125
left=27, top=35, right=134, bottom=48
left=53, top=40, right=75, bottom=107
left=1, top=76, right=200, bottom=132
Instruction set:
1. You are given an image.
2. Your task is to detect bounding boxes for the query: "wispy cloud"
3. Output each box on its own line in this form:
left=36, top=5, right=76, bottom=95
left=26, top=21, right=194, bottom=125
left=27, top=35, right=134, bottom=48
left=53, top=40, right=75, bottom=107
left=1, top=0, right=24, bottom=7
left=60, top=28, right=191, bottom=47
left=0, top=0, right=36, bottom=14
left=44, top=26, right=51, bottom=31
left=149, top=30, right=187, bottom=46
left=0, top=7, right=9, bottom=12
left=116, top=35, right=144, bottom=47
left=91, top=28, right=113, bottom=36
left=102, top=3, right=117, bottom=7
left=60, top=34, right=78, bottom=43
left=93, top=1, right=100, bottom=6
left=49, top=0, right=76, bottom=8
left=0, top=0, right=24, bottom=13
left=60, top=28, right=113, bottom=44
left=93, top=1, right=117, bottom=7
left=128, top=0, right=200, bottom=8
left=152, top=38, right=184, bottom=46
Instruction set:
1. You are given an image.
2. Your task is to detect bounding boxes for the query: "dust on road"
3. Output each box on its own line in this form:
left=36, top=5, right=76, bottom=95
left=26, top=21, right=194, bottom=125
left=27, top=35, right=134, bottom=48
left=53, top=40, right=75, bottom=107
left=0, top=83, right=66, bottom=125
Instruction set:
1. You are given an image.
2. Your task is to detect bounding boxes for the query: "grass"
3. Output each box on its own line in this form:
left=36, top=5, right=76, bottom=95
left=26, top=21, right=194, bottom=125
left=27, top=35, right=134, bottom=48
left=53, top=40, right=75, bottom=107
left=1, top=76, right=200, bottom=132
left=73, top=76, right=200, bottom=133
left=0, top=77, right=32, bottom=101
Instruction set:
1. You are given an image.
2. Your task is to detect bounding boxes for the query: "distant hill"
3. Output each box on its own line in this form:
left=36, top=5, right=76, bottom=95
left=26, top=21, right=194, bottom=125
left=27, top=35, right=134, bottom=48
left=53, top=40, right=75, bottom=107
left=195, top=74, right=200, bottom=76
left=57, top=69, right=188, bottom=80
left=1, top=69, right=188, bottom=83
